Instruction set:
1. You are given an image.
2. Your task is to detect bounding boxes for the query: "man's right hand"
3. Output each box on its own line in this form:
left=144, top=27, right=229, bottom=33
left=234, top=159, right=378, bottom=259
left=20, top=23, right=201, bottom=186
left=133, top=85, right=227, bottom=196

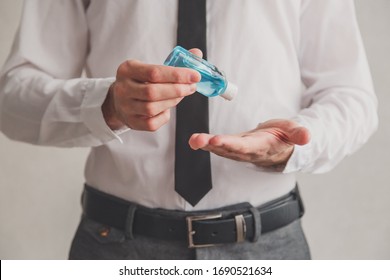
left=102, top=59, right=200, bottom=131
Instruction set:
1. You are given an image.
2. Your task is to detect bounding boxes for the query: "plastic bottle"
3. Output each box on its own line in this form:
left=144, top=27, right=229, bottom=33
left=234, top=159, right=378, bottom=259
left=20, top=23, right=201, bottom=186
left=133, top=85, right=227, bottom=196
left=164, top=46, right=237, bottom=100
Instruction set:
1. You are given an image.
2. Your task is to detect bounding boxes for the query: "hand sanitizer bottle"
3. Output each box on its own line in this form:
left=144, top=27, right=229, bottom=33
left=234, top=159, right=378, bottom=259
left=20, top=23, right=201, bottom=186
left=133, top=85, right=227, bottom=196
left=164, top=46, right=238, bottom=100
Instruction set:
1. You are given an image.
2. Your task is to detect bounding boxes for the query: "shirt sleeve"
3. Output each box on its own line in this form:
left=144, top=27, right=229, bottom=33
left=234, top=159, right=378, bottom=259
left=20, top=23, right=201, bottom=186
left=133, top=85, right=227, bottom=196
left=283, top=0, right=378, bottom=173
left=0, top=0, right=122, bottom=147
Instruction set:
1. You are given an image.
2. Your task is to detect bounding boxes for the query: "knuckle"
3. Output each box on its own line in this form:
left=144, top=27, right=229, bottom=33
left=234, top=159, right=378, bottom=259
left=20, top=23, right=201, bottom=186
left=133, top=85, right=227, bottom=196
left=173, top=84, right=185, bottom=96
left=118, top=60, right=136, bottom=76
left=143, top=84, right=157, bottom=100
left=144, top=111, right=170, bottom=132
left=239, top=147, right=250, bottom=154
left=117, top=63, right=127, bottom=77
left=120, top=115, right=135, bottom=129
left=171, top=70, right=182, bottom=82
left=111, top=82, right=124, bottom=98
left=144, top=118, right=159, bottom=131
left=125, top=59, right=138, bottom=69
left=143, top=103, right=156, bottom=116
left=249, top=153, right=260, bottom=162
left=241, top=146, right=253, bottom=155
left=147, top=67, right=161, bottom=83
left=255, top=149, right=266, bottom=159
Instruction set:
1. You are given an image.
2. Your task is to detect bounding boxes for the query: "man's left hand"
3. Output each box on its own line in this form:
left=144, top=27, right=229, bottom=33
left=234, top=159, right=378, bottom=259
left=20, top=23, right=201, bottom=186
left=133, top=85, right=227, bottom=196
left=188, top=119, right=310, bottom=168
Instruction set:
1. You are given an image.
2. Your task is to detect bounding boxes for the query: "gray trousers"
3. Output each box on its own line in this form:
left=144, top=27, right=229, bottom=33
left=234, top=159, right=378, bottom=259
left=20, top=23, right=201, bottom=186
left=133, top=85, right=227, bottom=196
left=68, top=216, right=311, bottom=260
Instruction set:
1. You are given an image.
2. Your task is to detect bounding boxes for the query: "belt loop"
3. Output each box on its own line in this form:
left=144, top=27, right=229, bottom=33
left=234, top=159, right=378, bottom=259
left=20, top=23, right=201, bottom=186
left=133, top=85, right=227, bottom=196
left=294, top=183, right=305, bottom=217
left=124, top=204, right=137, bottom=240
left=249, top=207, right=261, bottom=242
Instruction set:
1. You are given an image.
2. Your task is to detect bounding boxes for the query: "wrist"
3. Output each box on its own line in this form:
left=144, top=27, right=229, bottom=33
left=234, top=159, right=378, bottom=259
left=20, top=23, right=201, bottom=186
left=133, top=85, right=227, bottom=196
left=102, top=83, right=126, bottom=130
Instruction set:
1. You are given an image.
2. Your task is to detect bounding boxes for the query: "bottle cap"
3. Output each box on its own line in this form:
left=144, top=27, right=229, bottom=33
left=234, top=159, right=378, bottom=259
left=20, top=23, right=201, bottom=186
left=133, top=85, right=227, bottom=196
left=220, top=82, right=238, bottom=101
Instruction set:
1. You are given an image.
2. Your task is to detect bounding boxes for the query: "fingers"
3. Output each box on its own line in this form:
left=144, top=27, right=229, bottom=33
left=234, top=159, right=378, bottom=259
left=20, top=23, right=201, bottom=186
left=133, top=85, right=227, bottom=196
left=189, top=133, right=255, bottom=153
left=130, top=97, right=184, bottom=117
left=208, top=134, right=262, bottom=156
left=127, top=109, right=171, bottom=131
left=189, top=133, right=214, bottom=150
left=189, top=133, right=260, bottom=163
left=128, top=81, right=197, bottom=101
left=113, top=90, right=184, bottom=129
left=189, top=133, right=253, bottom=150
left=118, top=60, right=201, bottom=84
left=112, top=80, right=196, bottom=122
left=110, top=57, right=202, bottom=132
left=187, top=120, right=311, bottom=166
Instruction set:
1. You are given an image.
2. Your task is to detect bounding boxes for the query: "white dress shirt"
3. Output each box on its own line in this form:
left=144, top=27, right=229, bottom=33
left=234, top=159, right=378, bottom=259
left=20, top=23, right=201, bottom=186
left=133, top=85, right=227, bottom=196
left=0, top=0, right=378, bottom=210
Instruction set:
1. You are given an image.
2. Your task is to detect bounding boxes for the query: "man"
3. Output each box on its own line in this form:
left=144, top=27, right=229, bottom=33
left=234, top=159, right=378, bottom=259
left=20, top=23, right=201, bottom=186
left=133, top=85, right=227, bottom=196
left=0, top=0, right=377, bottom=259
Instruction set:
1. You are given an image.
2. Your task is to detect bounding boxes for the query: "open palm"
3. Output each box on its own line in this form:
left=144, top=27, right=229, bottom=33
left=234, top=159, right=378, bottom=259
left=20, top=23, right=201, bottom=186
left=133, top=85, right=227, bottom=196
left=189, top=119, right=310, bottom=167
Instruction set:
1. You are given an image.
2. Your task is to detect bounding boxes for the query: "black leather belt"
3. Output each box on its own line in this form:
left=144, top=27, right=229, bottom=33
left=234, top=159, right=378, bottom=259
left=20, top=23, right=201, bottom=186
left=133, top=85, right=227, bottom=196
left=82, top=184, right=304, bottom=248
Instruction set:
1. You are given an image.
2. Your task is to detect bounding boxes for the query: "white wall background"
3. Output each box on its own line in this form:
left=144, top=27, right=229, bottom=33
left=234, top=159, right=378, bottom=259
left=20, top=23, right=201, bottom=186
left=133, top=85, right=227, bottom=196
left=0, top=0, right=389, bottom=259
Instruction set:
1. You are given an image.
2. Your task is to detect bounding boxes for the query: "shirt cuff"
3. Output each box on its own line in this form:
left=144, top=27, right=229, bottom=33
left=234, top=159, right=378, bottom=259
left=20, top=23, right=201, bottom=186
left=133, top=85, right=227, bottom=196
left=80, top=77, right=128, bottom=144
left=282, top=141, right=312, bottom=173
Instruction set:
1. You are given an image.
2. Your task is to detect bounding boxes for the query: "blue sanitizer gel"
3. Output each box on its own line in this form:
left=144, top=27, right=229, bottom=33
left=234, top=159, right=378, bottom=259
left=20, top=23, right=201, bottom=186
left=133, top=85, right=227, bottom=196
left=164, top=46, right=237, bottom=100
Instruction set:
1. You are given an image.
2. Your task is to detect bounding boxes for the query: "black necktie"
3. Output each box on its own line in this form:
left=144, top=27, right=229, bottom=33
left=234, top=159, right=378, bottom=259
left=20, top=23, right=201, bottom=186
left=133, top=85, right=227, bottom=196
left=175, top=0, right=212, bottom=206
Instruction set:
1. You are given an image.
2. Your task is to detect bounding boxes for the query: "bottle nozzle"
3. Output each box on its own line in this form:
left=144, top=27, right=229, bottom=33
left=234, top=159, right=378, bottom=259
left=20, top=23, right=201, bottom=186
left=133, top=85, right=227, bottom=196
left=220, top=82, right=238, bottom=101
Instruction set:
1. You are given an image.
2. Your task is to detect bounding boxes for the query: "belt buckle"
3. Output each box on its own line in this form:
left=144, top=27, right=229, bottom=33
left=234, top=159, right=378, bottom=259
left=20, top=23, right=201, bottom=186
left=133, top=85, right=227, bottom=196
left=186, top=213, right=222, bottom=248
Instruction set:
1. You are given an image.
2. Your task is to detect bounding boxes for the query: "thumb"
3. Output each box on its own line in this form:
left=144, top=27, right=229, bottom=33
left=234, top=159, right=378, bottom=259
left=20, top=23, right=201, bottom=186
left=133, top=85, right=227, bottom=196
left=288, top=126, right=311, bottom=146
left=259, top=119, right=311, bottom=146
left=189, top=48, right=203, bottom=58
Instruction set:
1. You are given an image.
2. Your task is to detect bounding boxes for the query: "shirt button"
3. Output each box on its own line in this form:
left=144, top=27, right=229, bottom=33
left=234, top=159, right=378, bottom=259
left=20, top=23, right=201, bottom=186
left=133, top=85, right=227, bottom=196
left=99, top=227, right=110, bottom=237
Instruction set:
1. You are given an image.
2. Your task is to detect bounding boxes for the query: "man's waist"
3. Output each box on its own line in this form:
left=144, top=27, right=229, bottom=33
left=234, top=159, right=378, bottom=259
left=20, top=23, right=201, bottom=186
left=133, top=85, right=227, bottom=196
left=82, top=184, right=304, bottom=248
